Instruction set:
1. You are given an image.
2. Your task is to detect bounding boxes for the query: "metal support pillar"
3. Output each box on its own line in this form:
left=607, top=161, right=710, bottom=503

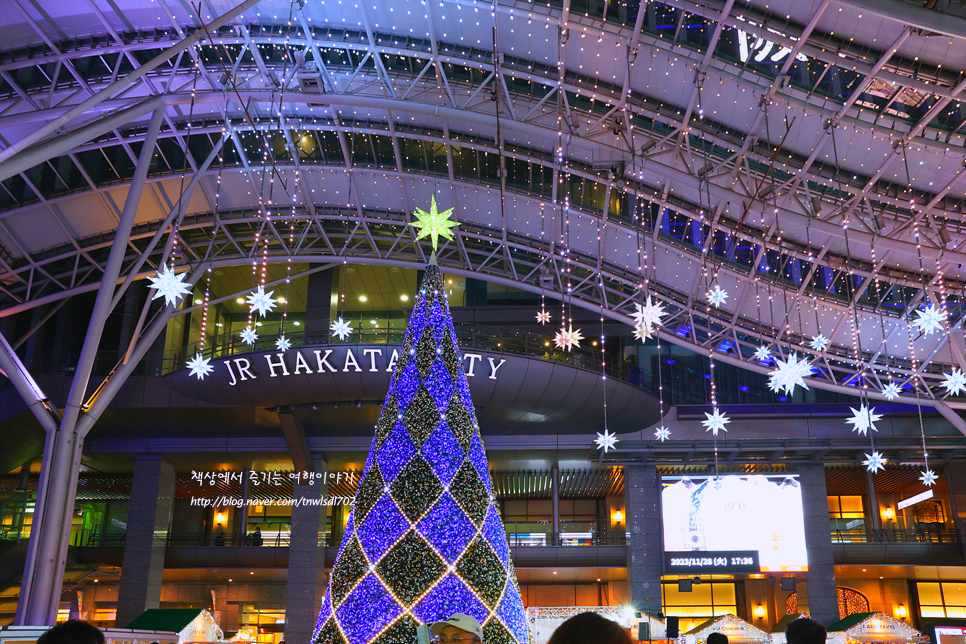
left=866, top=470, right=882, bottom=533
left=551, top=465, right=560, bottom=542
left=238, top=467, right=251, bottom=544
left=16, top=109, right=165, bottom=626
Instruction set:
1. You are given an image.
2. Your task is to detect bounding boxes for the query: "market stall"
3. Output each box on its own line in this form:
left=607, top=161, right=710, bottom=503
left=827, top=613, right=930, bottom=644
left=124, top=608, right=224, bottom=644
left=525, top=606, right=660, bottom=644
left=680, top=614, right=773, bottom=644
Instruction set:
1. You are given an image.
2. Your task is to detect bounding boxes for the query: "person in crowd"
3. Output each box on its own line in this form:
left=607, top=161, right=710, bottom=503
left=37, top=620, right=104, bottom=644
left=430, top=614, right=483, bottom=643
left=252, top=526, right=263, bottom=547
left=786, top=616, right=827, bottom=644
left=708, top=633, right=729, bottom=644
left=547, top=612, right=632, bottom=644
left=214, top=529, right=225, bottom=546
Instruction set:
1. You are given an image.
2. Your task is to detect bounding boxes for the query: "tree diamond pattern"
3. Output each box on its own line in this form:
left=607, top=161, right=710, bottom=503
left=313, top=260, right=527, bottom=644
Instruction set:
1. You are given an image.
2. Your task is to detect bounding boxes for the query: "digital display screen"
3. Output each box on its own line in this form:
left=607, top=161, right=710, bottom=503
left=662, top=474, right=809, bottom=573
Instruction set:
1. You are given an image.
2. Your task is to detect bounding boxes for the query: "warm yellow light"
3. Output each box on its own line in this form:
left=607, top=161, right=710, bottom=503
left=215, top=512, right=227, bottom=524
left=359, top=295, right=368, bottom=302
left=882, top=507, right=895, bottom=520
left=895, top=604, right=907, bottom=620
left=400, top=294, right=409, bottom=302
left=612, top=509, right=625, bottom=524
left=754, top=604, right=765, bottom=619
left=236, top=297, right=245, bottom=304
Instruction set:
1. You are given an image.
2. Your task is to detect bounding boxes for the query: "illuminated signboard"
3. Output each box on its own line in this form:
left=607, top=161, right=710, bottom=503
left=662, top=474, right=809, bottom=573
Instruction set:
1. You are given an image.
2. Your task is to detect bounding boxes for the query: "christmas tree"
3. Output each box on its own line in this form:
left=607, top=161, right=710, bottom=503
left=312, top=257, right=529, bottom=644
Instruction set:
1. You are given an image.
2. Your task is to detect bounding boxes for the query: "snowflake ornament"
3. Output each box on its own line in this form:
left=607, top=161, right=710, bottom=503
left=702, top=408, right=730, bottom=436
left=913, top=304, right=945, bottom=336
left=554, top=325, right=584, bottom=351
left=246, top=286, right=278, bottom=317
left=767, top=352, right=814, bottom=395
left=654, top=425, right=671, bottom=442
left=863, top=451, right=887, bottom=473
left=706, top=285, right=729, bottom=308
left=275, top=335, right=292, bottom=352
left=846, top=404, right=883, bottom=436
left=942, top=368, right=966, bottom=396
left=186, top=353, right=214, bottom=380
left=594, top=429, right=619, bottom=453
left=753, top=346, right=772, bottom=363
left=882, top=382, right=902, bottom=401
left=920, top=469, right=938, bottom=487
left=632, top=296, right=666, bottom=330
left=536, top=309, right=551, bottom=324
left=330, top=317, right=353, bottom=341
left=809, top=334, right=830, bottom=352
left=240, top=326, right=258, bottom=345
left=147, top=266, right=192, bottom=307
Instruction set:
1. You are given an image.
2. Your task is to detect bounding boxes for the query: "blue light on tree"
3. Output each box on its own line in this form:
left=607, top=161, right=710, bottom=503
left=312, top=258, right=528, bottom=644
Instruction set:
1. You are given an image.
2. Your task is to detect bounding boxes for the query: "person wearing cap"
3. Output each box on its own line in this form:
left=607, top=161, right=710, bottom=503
left=430, top=614, right=483, bottom=643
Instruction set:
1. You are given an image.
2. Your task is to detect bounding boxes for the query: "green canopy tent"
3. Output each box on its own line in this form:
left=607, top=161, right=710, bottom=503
left=827, top=613, right=929, bottom=644
left=124, top=609, right=224, bottom=643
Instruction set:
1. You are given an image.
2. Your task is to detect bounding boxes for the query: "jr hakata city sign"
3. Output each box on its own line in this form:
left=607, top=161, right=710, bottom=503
left=223, top=347, right=507, bottom=386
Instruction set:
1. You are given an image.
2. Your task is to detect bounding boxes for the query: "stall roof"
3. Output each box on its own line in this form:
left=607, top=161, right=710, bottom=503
left=829, top=613, right=879, bottom=632
left=771, top=614, right=809, bottom=634
left=124, top=609, right=204, bottom=632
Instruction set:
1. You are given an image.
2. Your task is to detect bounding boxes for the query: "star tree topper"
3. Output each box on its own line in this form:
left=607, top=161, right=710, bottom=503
left=412, top=195, right=458, bottom=252
left=147, top=266, right=192, bottom=307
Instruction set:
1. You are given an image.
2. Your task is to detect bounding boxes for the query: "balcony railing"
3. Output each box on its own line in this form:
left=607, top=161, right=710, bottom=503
left=831, top=527, right=962, bottom=544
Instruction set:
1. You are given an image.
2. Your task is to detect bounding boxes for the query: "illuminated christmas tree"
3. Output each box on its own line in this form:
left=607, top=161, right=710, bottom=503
left=312, top=257, right=529, bottom=644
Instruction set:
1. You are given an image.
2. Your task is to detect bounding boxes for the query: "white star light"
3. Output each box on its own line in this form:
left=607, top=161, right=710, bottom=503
left=863, top=451, right=888, bottom=473
left=240, top=326, right=258, bottom=345
left=753, top=346, right=772, bottom=363
left=920, top=469, right=938, bottom=487
left=809, top=334, right=830, bottom=352
left=632, top=322, right=655, bottom=342
left=330, top=317, right=353, bottom=341
left=767, top=352, right=814, bottom=395
left=594, top=429, right=619, bottom=452
left=942, top=369, right=966, bottom=396
left=246, top=286, right=278, bottom=317
left=632, top=296, right=666, bottom=330
left=554, top=325, right=584, bottom=351
left=654, top=426, right=671, bottom=442
left=147, top=266, right=191, bottom=307
left=882, top=382, right=902, bottom=401
left=706, top=285, right=728, bottom=308
left=846, top=404, right=883, bottom=436
left=702, top=408, right=730, bottom=436
left=913, top=304, right=945, bottom=336
left=186, top=353, right=214, bottom=380
left=275, top=335, right=292, bottom=352
left=536, top=309, right=551, bottom=324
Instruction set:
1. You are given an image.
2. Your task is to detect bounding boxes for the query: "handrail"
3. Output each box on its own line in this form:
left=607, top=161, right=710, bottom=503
left=831, top=527, right=962, bottom=544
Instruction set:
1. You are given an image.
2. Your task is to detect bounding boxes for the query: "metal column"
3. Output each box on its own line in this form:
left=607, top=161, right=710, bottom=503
left=551, top=465, right=560, bottom=543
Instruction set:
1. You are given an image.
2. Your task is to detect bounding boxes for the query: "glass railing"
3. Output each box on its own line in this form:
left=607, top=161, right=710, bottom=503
left=831, top=526, right=961, bottom=544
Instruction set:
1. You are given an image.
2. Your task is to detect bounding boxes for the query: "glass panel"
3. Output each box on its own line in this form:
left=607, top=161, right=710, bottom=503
left=712, top=583, right=736, bottom=605
left=839, top=496, right=864, bottom=517
left=920, top=606, right=946, bottom=618
left=942, top=583, right=966, bottom=609
left=917, top=583, right=944, bottom=606
left=946, top=607, right=966, bottom=619
left=828, top=497, right=840, bottom=514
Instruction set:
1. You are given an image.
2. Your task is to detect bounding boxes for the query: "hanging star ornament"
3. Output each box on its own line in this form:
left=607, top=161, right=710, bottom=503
left=702, top=408, right=730, bottom=436
left=753, top=346, right=772, bottom=363
left=536, top=309, right=551, bottom=324
left=554, top=324, right=584, bottom=351
left=330, top=317, right=353, bottom=341
left=809, top=334, right=830, bottom=352
left=846, top=404, right=883, bottom=436
left=706, top=285, right=728, bottom=308
left=594, top=429, right=619, bottom=453
left=275, top=335, right=292, bottom=352
left=942, top=368, right=966, bottom=396
left=633, top=322, right=655, bottom=342
left=913, top=304, right=945, bottom=336
left=240, top=326, right=258, bottom=345
left=654, top=425, right=671, bottom=442
left=246, top=285, right=278, bottom=317
left=767, top=352, right=814, bottom=395
left=186, top=353, right=214, bottom=380
left=632, top=296, right=666, bottom=331
left=863, top=451, right=888, bottom=473
left=882, top=382, right=902, bottom=401
left=920, top=469, right=938, bottom=487
left=147, top=265, right=192, bottom=307
left=412, top=195, right=458, bottom=252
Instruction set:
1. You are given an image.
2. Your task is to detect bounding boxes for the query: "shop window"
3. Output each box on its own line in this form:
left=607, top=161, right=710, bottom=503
left=785, top=588, right=869, bottom=619
left=918, top=582, right=966, bottom=618
left=828, top=496, right=865, bottom=519
left=662, top=580, right=737, bottom=632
